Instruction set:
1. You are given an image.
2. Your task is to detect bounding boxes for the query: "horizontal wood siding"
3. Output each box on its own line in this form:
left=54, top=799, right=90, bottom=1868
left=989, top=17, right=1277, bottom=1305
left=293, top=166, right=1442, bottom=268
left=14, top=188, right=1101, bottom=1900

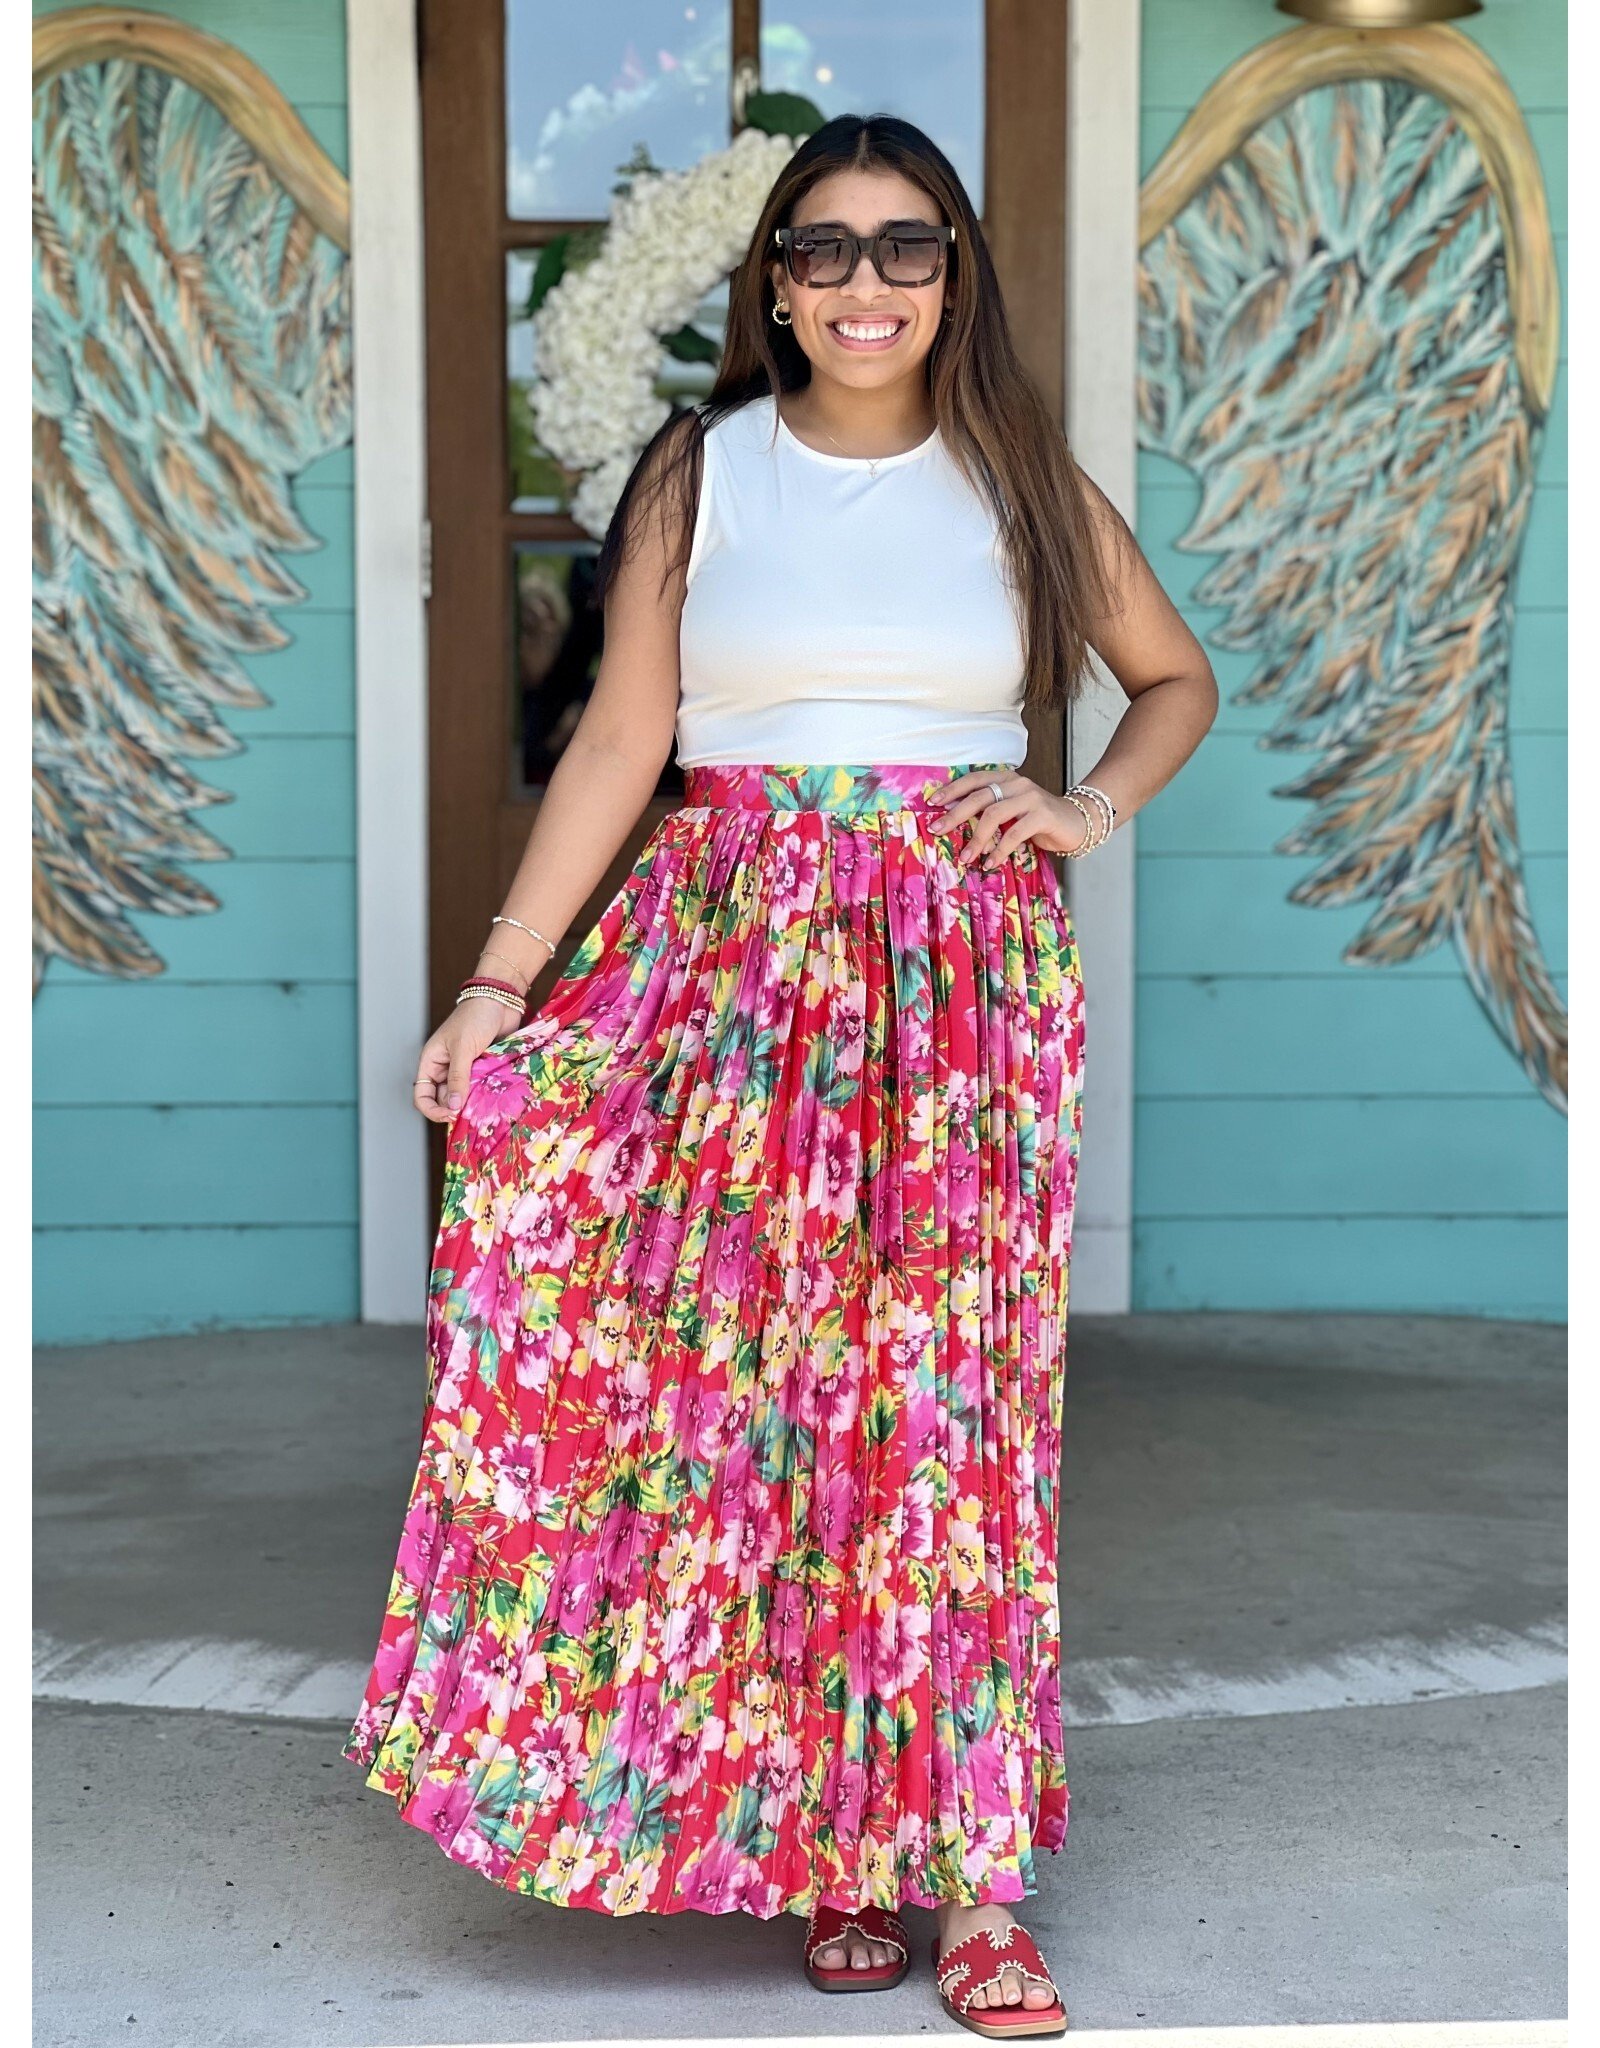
left=1134, top=2, right=1567, bottom=1320
left=32, top=1, right=357, bottom=1342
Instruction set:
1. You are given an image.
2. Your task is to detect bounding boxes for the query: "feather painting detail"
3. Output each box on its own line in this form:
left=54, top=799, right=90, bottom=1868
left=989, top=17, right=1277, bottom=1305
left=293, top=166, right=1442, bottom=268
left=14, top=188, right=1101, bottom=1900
left=1137, top=25, right=1565, bottom=1113
left=32, top=17, right=352, bottom=988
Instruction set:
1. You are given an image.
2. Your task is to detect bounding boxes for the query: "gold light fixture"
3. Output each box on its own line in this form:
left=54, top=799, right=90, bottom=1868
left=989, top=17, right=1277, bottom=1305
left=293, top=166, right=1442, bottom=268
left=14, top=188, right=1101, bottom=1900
left=1276, top=0, right=1482, bottom=22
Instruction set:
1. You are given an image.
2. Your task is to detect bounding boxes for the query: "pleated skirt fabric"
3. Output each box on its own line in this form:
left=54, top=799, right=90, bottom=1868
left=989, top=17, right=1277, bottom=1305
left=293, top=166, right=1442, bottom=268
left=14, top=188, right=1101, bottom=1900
left=341, top=759, right=1087, bottom=1921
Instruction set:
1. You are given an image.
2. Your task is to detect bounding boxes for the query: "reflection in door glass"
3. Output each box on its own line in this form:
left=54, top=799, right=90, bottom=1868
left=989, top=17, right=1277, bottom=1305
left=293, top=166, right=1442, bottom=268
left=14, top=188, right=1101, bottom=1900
left=761, top=7, right=983, bottom=213
left=509, top=266, right=730, bottom=514
left=512, top=543, right=603, bottom=790
left=507, top=5, right=734, bottom=219
left=510, top=543, right=688, bottom=799
left=508, top=252, right=571, bottom=516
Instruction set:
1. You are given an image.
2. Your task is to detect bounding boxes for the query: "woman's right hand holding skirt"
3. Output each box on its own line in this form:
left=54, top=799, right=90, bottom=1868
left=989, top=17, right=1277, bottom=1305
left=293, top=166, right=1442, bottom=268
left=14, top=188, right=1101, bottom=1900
left=412, top=996, right=517, bottom=1125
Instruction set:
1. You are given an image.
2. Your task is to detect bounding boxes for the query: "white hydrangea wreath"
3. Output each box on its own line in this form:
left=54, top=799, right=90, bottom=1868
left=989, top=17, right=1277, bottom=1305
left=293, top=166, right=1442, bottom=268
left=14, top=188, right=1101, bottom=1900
left=529, top=125, right=801, bottom=538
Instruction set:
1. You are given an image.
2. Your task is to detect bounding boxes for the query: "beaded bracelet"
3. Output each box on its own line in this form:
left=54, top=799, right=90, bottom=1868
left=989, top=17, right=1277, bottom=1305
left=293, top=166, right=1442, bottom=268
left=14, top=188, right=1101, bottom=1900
left=492, top=913, right=558, bottom=955
left=1061, top=792, right=1102, bottom=859
left=456, top=979, right=526, bottom=1014
left=1078, top=780, right=1116, bottom=818
left=1062, top=780, right=1116, bottom=858
left=1070, top=781, right=1115, bottom=836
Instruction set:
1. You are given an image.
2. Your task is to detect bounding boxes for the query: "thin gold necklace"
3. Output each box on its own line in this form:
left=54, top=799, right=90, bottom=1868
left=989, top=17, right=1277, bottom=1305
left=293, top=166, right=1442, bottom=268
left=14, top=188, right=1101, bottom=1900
left=797, top=408, right=933, bottom=478
left=818, top=423, right=884, bottom=478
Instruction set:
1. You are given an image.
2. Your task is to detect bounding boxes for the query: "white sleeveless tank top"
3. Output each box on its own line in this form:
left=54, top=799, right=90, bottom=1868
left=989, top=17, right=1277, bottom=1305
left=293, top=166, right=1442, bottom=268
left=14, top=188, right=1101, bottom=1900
left=675, top=392, right=1029, bottom=767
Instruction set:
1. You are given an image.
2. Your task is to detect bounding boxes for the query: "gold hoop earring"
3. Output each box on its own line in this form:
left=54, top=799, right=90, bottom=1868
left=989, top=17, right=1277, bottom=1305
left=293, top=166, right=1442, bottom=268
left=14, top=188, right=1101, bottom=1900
left=771, top=298, right=792, bottom=326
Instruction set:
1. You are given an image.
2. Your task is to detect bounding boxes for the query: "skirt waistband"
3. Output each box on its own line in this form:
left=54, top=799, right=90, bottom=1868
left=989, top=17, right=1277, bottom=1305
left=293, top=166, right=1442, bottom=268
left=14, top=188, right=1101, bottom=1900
left=680, top=761, right=1016, bottom=815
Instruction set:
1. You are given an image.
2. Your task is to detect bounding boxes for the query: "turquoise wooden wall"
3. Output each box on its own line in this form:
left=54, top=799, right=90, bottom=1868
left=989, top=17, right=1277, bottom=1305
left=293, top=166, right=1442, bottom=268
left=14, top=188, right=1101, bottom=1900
left=1134, top=0, right=1567, bottom=1319
left=32, top=0, right=357, bottom=1343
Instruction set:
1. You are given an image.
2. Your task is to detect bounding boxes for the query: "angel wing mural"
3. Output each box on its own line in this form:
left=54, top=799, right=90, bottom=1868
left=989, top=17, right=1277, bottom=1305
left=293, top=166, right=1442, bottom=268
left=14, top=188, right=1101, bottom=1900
left=1137, top=24, right=1566, bottom=1113
left=32, top=13, right=352, bottom=989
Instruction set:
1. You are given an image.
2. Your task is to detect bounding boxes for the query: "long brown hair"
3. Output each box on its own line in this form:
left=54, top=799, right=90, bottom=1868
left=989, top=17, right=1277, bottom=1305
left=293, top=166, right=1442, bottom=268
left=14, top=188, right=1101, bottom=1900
left=592, top=112, right=1127, bottom=711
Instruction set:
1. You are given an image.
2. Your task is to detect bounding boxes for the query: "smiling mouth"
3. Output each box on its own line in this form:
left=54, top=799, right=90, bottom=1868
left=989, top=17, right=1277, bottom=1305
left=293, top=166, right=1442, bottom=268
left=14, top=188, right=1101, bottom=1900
left=827, top=317, right=909, bottom=349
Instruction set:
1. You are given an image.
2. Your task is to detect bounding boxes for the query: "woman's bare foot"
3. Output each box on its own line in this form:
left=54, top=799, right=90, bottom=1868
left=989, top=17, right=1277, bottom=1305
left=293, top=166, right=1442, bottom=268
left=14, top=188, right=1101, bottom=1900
left=935, top=1900, right=1059, bottom=2011
left=811, top=1925, right=901, bottom=1974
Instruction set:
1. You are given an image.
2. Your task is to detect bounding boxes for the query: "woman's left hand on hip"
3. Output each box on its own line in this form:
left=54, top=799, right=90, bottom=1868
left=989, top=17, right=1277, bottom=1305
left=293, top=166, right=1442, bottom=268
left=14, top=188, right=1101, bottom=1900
left=927, top=771, right=1090, bottom=868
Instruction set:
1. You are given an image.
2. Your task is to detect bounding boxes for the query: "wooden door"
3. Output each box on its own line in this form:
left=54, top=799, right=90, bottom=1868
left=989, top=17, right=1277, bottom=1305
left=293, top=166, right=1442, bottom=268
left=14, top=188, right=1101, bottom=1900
left=419, top=0, right=1069, bottom=1047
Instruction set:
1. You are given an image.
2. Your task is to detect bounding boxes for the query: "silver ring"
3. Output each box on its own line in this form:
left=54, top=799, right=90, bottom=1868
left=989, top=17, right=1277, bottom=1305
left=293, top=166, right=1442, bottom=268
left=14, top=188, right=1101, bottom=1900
left=988, top=780, right=1004, bottom=804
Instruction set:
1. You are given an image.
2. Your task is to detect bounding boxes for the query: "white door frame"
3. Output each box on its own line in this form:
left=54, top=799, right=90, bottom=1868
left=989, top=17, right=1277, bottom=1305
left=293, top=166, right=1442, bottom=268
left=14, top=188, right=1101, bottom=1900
left=1065, top=0, right=1141, bottom=1313
left=347, top=0, right=431, bottom=1321
left=343, top=1, right=1141, bottom=1318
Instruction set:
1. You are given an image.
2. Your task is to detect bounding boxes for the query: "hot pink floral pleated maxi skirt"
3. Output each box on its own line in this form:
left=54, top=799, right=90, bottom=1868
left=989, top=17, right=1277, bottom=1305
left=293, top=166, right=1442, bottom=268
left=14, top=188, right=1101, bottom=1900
left=342, top=759, right=1086, bottom=1920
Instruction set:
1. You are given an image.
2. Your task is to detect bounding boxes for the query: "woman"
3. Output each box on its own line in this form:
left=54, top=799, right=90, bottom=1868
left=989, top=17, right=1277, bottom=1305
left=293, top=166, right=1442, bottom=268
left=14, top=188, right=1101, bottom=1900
left=343, top=113, right=1216, bottom=2037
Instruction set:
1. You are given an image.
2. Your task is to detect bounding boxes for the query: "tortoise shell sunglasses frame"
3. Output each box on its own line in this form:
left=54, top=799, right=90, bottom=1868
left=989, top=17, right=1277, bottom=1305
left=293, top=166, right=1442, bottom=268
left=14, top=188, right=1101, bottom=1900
left=771, top=220, right=957, bottom=289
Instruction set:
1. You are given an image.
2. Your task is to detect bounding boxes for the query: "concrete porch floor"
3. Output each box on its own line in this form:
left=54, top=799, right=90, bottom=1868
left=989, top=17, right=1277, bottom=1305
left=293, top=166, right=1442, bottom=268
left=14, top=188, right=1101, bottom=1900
left=32, top=1312, right=1566, bottom=2048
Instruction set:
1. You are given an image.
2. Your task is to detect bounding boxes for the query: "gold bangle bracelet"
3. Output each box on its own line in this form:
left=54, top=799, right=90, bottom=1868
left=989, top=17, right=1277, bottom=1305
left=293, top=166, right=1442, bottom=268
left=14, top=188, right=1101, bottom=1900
left=1061, top=790, right=1101, bottom=858
left=474, top=948, right=531, bottom=989
left=1068, top=782, right=1115, bottom=840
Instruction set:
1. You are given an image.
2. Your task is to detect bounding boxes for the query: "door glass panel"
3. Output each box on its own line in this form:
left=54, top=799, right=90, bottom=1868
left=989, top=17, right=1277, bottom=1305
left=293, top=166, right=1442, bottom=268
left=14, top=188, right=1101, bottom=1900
left=510, top=542, right=688, bottom=799
left=509, top=266, right=729, bottom=512
left=507, top=4, right=734, bottom=219
left=508, top=251, right=571, bottom=516
left=511, top=542, right=603, bottom=791
left=760, top=6, right=984, bottom=213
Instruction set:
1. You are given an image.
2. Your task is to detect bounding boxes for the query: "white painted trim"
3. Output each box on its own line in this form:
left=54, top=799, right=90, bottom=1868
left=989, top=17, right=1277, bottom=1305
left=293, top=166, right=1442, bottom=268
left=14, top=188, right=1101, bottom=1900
left=347, top=0, right=431, bottom=1320
left=1065, top=0, right=1142, bottom=1313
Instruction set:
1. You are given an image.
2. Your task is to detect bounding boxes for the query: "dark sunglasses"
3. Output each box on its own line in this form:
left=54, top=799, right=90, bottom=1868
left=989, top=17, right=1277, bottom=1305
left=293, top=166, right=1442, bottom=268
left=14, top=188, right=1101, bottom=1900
left=773, top=220, right=957, bottom=289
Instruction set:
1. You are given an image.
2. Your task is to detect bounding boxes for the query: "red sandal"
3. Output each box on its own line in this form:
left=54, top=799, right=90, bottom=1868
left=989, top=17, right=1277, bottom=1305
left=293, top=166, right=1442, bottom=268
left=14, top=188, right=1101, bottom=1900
left=931, top=1922, right=1068, bottom=2037
left=803, top=1900, right=911, bottom=1991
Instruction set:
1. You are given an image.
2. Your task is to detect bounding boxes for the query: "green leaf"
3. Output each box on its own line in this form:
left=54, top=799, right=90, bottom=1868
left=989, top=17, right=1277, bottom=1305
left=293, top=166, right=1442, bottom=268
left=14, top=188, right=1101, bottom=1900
left=611, top=142, right=663, bottom=194
left=578, top=1755, right=629, bottom=1818
left=524, top=235, right=569, bottom=320
left=482, top=1576, right=523, bottom=1625
left=637, top=1449, right=686, bottom=1515
left=723, top=1782, right=763, bottom=1846
left=631, top=1776, right=676, bottom=1852
left=661, top=322, right=722, bottom=365
left=865, top=1387, right=899, bottom=1444
left=743, top=91, right=827, bottom=138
